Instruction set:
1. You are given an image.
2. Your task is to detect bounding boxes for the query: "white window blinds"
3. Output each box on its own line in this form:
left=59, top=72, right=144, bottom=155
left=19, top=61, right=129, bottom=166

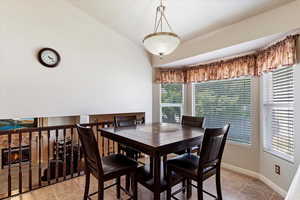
left=160, top=84, right=184, bottom=123
left=263, top=67, right=294, bottom=161
left=193, top=78, right=252, bottom=144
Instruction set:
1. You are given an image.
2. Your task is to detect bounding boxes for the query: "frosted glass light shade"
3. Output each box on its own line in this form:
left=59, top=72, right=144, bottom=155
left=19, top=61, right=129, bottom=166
left=143, top=32, right=180, bottom=56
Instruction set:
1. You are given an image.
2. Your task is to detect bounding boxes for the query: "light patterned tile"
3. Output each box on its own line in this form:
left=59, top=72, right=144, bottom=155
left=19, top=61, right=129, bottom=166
left=4, top=169, right=283, bottom=200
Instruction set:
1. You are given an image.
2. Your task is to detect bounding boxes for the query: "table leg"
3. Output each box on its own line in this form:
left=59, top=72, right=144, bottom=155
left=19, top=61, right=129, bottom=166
left=153, top=155, right=161, bottom=200
left=150, top=157, right=154, bottom=177
left=187, top=148, right=192, bottom=198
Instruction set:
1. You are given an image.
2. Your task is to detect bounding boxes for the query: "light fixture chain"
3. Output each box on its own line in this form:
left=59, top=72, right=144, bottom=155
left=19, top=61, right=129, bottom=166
left=153, top=6, right=159, bottom=32
left=161, top=10, right=174, bottom=33
left=160, top=6, right=163, bottom=32
left=154, top=8, right=163, bottom=33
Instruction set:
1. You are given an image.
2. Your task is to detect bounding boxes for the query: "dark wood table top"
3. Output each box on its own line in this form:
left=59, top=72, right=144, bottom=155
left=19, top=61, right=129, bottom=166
left=99, top=123, right=204, bottom=155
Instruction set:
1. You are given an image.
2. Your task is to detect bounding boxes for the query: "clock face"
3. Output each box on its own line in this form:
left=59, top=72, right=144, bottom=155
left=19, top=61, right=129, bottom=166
left=38, top=48, right=60, bottom=68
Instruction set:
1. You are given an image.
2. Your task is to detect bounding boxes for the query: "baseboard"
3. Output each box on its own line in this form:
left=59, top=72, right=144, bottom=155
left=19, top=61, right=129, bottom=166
left=221, top=163, right=287, bottom=198
left=259, top=175, right=287, bottom=198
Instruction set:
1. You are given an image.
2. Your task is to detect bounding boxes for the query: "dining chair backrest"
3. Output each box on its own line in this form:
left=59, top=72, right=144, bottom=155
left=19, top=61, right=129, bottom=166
left=181, top=115, right=205, bottom=128
left=76, top=125, right=103, bottom=176
left=114, top=115, right=137, bottom=128
left=198, top=124, right=230, bottom=174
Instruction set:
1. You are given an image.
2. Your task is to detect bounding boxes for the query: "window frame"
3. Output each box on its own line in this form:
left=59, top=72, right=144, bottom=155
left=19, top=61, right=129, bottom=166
left=160, top=83, right=184, bottom=123
left=262, top=67, right=295, bottom=163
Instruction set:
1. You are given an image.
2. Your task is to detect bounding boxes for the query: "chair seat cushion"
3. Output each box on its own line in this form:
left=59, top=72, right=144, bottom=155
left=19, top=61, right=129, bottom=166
left=166, top=153, right=216, bottom=180
left=100, top=154, right=138, bottom=180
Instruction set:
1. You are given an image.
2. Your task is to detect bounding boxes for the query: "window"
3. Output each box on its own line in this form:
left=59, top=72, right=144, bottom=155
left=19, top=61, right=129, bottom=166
left=160, top=83, right=184, bottom=123
left=193, top=78, right=252, bottom=144
left=262, top=67, right=294, bottom=161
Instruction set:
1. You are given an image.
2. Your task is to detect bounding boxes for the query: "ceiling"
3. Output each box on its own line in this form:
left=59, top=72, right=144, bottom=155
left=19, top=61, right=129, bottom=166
left=159, top=29, right=300, bottom=68
left=67, top=0, right=295, bottom=44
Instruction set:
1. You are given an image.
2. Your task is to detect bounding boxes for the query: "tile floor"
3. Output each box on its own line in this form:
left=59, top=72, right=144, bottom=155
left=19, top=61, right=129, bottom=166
left=5, top=168, right=283, bottom=200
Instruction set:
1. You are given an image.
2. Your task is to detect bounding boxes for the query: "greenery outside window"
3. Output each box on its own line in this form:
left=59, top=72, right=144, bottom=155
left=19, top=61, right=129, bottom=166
left=160, top=84, right=184, bottom=123
left=193, top=78, right=252, bottom=144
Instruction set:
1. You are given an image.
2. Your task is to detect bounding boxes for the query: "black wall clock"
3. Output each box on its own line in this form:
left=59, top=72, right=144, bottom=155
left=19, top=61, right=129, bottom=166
left=38, top=48, right=61, bottom=68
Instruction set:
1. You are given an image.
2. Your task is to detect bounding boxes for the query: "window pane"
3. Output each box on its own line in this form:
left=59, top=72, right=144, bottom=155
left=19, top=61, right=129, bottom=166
left=161, top=106, right=181, bottom=123
left=263, top=66, right=294, bottom=160
left=194, top=78, right=252, bottom=144
left=161, top=84, right=183, bottom=104
left=160, top=83, right=183, bottom=123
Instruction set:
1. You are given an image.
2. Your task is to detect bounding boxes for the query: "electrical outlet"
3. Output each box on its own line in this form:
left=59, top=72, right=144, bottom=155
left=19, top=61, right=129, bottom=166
left=275, top=165, right=280, bottom=175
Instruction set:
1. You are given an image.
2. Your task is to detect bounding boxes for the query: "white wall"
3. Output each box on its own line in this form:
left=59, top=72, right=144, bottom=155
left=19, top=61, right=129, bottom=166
left=0, top=0, right=152, bottom=121
left=47, top=116, right=79, bottom=126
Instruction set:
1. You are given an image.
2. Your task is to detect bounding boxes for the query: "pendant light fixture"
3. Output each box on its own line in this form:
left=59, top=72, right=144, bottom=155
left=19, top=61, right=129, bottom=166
left=143, top=0, right=180, bottom=58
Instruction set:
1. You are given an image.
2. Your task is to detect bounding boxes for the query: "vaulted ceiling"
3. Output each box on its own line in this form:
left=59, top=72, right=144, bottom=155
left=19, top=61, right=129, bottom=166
left=68, top=0, right=295, bottom=45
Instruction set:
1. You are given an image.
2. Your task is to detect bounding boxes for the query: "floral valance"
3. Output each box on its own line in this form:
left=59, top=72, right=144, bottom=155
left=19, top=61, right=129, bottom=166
left=256, top=35, right=298, bottom=75
left=154, top=68, right=186, bottom=83
left=186, top=55, right=256, bottom=83
left=155, top=35, right=299, bottom=83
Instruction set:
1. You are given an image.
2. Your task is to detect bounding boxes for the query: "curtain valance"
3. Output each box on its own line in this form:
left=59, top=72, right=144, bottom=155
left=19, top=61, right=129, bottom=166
left=256, top=35, right=298, bottom=75
left=155, top=35, right=298, bottom=83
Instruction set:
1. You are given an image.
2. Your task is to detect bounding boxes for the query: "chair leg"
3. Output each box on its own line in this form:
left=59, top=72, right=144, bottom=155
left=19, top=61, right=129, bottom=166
left=83, top=172, right=90, bottom=200
left=116, top=177, right=121, bottom=199
left=126, top=175, right=131, bottom=192
left=216, top=167, right=223, bottom=200
left=98, top=179, right=104, bottom=200
left=187, top=178, right=192, bottom=198
left=131, top=173, right=138, bottom=200
left=182, top=179, right=186, bottom=193
left=197, top=180, right=203, bottom=200
left=163, top=155, right=167, bottom=177
left=166, top=169, right=172, bottom=200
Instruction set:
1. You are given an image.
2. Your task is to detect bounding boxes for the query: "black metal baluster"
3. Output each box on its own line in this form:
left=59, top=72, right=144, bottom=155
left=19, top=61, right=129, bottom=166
left=70, top=128, right=74, bottom=178
left=96, top=124, right=99, bottom=144
left=19, top=130, right=23, bottom=194
left=29, top=131, right=32, bottom=191
left=47, top=130, right=51, bottom=185
left=55, top=129, right=59, bottom=182
left=63, top=128, right=67, bottom=180
left=38, top=129, right=42, bottom=187
left=102, top=126, right=105, bottom=156
left=8, top=132, right=12, bottom=197
left=96, top=124, right=101, bottom=153
left=77, top=130, right=81, bottom=176
left=107, top=138, right=110, bottom=155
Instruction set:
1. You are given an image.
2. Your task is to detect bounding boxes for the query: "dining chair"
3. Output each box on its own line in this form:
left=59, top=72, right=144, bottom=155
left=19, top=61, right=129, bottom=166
left=76, top=125, right=138, bottom=200
left=114, top=115, right=145, bottom=160
left=175, top=115, right=205, bottom=155
left=114, top=115, right=144, bottom=191
left=166, top=124, right=230, bottom=200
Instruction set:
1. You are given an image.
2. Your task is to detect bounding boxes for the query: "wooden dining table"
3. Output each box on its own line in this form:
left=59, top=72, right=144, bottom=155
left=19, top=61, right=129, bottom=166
left=99, top=123, right=204, bottom=200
